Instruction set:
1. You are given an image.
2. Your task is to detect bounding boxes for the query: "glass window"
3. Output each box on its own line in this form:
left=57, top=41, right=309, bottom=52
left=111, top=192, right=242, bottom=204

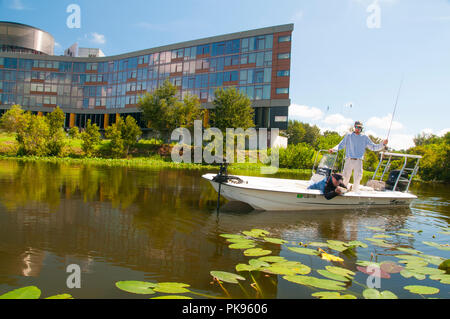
left=256, top=52, right=264, bottom=67
left=247, top=86, right=254, bottom=100
left=264, top=68, right=272, bottom=82
left=278, top=53, right=290, bottom=60
left=212, top=42, right=225, bottom=56
left=277, top=70, right=289, bottom=77
left=255, top=69, right=264, bottom=83
left=240, top=54, right=248, bottom=65
left=197, top=44, right=210, bottom=55
left=276, top=88, right=289, bottom=94
left=255, top=86, right=263, bottom=100
left=264, top=51, right=272, bottom=66
left=263, top=85, right=271, bottom=99
left=241, top=38, right=249, bottom=53
left=239, top=70, right=247, bottom=85
left=265, top=35, right=273, bottom=49
left=278, top=35, right=291, bottom=43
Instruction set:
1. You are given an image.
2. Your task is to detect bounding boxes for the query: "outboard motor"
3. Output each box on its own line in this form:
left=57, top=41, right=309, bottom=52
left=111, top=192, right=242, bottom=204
left=385, top=170, right=409, bottom=191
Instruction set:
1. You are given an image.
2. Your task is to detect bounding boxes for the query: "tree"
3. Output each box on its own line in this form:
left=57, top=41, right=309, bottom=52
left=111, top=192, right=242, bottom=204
left=80, top=120, right=101, bottom=157
left=16, top=112, right=50, bottom=156
left=210, top=87, right=255, bottom=131
left=105, top=115, right=142, bottom=157
left=105, top=121, right=124, bottom=158
left=138, top=79, right=181, bottom=141
left=0, top=104, right=25, bottom=133
left=68, top=126, right=79, bottom=139
left=286, top=120, right=306, bottom=145
left=119, top=116, right=142, bottom=155
left=46, top=107, right=66, bottom=156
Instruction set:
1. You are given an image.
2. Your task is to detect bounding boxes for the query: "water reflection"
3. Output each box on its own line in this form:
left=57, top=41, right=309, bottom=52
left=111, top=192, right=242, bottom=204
left=0, top=160, right=447, bottom=298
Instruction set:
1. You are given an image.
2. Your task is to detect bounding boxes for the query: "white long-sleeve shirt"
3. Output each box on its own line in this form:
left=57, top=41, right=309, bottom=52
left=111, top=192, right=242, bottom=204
left=332, top=133, right=385, bottom=159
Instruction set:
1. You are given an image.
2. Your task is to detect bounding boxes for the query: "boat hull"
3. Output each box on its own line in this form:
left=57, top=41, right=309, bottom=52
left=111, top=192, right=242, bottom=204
left=202, top=174, right=416, bottom=211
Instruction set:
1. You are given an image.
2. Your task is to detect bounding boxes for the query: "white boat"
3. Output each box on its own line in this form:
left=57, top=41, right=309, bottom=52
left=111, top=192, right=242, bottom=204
left=202, top=151, right=422, bottom=211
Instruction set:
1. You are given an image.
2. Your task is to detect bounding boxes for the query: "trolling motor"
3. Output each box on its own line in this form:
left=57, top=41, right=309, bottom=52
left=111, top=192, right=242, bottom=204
left=212, top=159, right=244, bottom=212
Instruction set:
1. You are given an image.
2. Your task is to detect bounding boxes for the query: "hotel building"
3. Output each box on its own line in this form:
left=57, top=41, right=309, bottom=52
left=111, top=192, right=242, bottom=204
left=0, top=21, right=293, bottom=130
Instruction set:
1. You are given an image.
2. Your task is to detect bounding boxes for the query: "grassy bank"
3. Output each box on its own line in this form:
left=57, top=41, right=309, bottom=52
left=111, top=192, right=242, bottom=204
left=0, top=132, right=424, bottom=181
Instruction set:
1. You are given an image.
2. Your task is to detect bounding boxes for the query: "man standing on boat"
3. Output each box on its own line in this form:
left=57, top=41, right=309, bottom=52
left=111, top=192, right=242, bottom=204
left=329, top=121, right=388, bottom=192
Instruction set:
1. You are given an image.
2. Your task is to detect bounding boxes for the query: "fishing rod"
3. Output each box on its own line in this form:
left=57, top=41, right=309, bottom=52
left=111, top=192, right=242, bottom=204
left=386, top=75, right=404, bottom=143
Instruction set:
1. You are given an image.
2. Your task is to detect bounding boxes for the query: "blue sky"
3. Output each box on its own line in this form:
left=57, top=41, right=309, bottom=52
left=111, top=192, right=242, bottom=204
left=1, top=0, right=449, bottom=149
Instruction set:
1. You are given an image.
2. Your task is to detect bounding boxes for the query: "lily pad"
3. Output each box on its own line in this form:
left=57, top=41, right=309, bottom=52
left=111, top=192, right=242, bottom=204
left=420, top=255, right=445, bottom=266
left=312, top=292, right=356, bottom=299
left=151, top=295, right=193, bottom=299
left=153, top=282, right=191, bottom=294
left=357, top=266, right=391, bottom=279
left=243, top=248, right=272, bottom=257
left=422, top=241, right=450, bottom=251
left=283, top=275, right=347, bottom=291
left=249, top=259, right=270, bottom=269
left=363, top=288, right=398, bottom=299
left=242, top=229, right=270, bottom=237
left=317, top=269, right=351, bottom=282
left=380, top=261, right=404, bottom=274
left=396, top=247, right=422, bottom=255
left=307, top=242, right=329, bottom=247
left=258, top=256, right=287, bottom=263
left=263, top=264, right=311, bottom=276
left=373, top=234, right=392, bottom=239
left=404, top=266, right=445, bottom=276
left=404, top=285, right=439, bottom=295
left=210, top=271, right=245, bottom=284
left=115, top=281, right=156, bottom=294
left=356, top=260, right=381, bottom=268
left=0, top=286, right=41, bottom=299
left=348, top=240, right=368, bottom=248
left=45, top=294, right=73, bottom=299
left=365, top=226, right=385, bottom=231
left=263, top=237, right=288, bottom=245
left=429, top=274, right=450, bottom=284
left=228, top=243, right=256, bottom=249
left=236, top=263, right=258, bottom=272
left=395, top=233, right=414, bottom=238
left=400, top=269, right=426, bottom=281
left=220, top=234, right=246, bottom=239
left=401, top=228, right=422, bottom=233
left=226, top=238, right=255, bottom=244
left=326, top=266, right=355, bottom=278
left=288, top=247, right=319, bottom=256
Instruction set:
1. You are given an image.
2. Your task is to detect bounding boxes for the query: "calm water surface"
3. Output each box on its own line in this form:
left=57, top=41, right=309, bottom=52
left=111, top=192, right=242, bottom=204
left=0, top=160, right=448, bottom=299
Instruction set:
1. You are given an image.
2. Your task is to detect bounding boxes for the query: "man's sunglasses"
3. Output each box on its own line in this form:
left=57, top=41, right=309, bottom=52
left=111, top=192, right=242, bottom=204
left=355, top=126, right=363, bottom=130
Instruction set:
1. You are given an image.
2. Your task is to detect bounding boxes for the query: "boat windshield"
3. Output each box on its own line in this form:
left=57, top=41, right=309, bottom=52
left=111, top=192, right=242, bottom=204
left=318, top=153, right=337, bottom=170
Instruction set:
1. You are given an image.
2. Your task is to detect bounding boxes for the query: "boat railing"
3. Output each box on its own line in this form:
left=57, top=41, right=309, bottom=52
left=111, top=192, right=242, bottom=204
left=372, top=152, right=422, bottom=192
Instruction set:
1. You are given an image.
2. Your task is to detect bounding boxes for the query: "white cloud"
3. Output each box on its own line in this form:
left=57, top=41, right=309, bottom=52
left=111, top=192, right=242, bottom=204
left=366, top=113, right=404, bottom=131
left=322, top=113, right=354, bottom=126
left=387, top=133, right=415, bottom=151
left=89, top=32, right=106, bottom=45
left=289, top=104, right=324, bottom=121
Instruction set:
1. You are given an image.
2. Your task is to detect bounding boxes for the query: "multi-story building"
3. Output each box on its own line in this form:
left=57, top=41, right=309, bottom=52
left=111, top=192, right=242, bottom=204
left=0, top=21, right=293, bottom=130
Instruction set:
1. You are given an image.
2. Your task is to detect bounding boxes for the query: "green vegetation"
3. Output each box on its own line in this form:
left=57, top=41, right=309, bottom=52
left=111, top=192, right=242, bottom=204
left=0, top=103, right=448, bottom=182
left=138, top=79, right=204, bottom=141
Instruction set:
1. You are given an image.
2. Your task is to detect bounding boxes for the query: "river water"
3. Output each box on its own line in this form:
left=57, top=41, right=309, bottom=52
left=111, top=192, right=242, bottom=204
left=0, top=160, right=448, bottom=299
